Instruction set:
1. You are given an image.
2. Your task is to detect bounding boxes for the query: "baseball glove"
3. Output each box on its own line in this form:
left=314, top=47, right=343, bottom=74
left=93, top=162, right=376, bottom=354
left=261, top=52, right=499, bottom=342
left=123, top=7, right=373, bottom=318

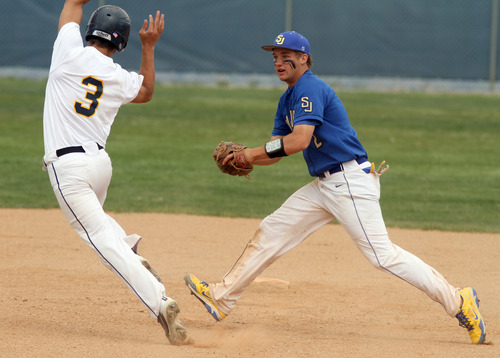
left=213, top=141, right=253, bottom=178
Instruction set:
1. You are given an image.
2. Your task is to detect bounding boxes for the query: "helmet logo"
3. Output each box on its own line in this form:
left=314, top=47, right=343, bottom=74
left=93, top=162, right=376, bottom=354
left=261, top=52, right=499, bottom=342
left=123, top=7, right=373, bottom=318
left=92, top=30, right=111, bottom=41
left=275, top=35, right=285, bottom=45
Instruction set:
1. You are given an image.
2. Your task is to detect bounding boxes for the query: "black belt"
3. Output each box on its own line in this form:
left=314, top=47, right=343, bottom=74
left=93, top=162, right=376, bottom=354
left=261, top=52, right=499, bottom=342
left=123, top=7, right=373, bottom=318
left=56, top=143, right=104, bottom=157
left=318, top=157, right=368, bottom=178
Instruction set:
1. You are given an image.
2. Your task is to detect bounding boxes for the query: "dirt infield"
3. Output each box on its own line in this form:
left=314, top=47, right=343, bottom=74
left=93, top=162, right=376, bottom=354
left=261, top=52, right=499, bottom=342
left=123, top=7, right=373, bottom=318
left=1, top=208, right=498, bottom=357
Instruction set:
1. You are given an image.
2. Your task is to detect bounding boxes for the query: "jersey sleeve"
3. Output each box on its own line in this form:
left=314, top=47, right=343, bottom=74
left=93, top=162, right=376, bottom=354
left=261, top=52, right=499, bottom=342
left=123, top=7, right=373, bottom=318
left=291, top=81, right=325, bottom=126
left=50, top=22, right=83, bottom=71
left=115, top=66, right=144, bottom=104
left=271, top=96, right=293, bottom=137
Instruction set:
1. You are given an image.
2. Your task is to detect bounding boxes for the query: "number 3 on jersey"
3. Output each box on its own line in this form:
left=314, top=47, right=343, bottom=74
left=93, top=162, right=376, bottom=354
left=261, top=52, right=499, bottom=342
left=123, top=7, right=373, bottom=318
left=74, top=76, right=103, bottom=117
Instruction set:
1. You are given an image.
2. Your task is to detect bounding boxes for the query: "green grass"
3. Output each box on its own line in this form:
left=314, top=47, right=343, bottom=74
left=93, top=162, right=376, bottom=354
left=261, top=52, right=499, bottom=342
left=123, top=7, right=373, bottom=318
left=1, top=77, right=498, bottom=233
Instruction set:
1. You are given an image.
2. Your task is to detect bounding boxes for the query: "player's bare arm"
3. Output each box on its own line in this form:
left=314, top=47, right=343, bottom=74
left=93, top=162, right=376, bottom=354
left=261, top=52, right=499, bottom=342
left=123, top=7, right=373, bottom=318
left=132, top=11, right=165, bottom=104
left=244, top=136, right=283, bottom=166
left=222, top=124, right=315, bottom=166
left=58, top=0, right=92, bottom=30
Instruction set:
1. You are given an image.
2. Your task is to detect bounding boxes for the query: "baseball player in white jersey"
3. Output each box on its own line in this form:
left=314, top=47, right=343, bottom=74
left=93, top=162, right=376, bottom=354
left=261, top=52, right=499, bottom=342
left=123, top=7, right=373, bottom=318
left=43, top=0, right=190, bottom=345
left=184, top=31, right=486, bottom=344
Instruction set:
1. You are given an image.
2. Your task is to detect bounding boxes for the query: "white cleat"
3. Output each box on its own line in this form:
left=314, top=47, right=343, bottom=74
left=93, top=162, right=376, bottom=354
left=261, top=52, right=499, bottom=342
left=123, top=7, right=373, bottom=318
left=157, top=297, right=192, bottom=345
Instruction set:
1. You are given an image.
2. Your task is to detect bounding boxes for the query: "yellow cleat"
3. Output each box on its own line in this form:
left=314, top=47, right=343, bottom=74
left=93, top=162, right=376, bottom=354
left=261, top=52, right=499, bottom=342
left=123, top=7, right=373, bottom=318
left=184, top=273, right=227, bottom=321
left=456, top=287, right=486, bottom=344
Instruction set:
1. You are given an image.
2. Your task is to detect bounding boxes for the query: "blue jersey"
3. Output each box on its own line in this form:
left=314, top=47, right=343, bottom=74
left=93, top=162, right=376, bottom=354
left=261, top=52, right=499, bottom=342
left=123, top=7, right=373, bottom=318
left=272, top=70, right=367, bottom=176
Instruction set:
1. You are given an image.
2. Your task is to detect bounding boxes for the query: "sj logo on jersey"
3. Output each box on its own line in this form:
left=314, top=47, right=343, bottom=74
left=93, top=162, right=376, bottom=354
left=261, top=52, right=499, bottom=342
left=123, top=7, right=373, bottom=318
left=301, top=97, right=313, bottom=112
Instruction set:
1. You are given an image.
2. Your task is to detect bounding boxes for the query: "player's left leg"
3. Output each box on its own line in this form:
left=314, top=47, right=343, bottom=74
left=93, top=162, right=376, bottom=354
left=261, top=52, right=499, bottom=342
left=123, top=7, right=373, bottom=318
left=106, top=216, right=162, bottom=282
left=202, top=180, right=334, bottom=316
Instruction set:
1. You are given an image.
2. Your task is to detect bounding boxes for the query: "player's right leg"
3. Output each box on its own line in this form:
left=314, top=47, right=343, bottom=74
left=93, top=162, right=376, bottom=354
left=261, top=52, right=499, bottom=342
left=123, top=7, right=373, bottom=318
left=330, top=165, right=461, bottom=313
left=327, top=160, right=486, bottom=343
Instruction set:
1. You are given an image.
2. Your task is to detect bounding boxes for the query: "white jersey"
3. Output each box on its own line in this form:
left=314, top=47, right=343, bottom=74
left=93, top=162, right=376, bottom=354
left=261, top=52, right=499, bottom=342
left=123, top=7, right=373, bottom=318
left=43, top=22, right=143, bottom=154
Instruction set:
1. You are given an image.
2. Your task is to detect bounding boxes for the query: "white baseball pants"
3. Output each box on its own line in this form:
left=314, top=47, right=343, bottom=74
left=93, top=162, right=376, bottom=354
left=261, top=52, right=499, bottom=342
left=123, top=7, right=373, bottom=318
left=211, top=159, right=461, bottom=317
left=45, top=147, right=165, bottom=318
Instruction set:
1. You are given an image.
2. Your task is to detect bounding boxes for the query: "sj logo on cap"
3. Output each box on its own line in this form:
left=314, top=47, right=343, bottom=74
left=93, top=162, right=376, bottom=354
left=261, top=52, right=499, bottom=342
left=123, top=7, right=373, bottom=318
left=275, top=35, right=285, bottom=45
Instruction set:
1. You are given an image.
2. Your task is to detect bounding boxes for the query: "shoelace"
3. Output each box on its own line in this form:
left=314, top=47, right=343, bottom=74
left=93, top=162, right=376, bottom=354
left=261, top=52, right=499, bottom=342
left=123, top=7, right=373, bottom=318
left=456, top=311, right=473, bottom=331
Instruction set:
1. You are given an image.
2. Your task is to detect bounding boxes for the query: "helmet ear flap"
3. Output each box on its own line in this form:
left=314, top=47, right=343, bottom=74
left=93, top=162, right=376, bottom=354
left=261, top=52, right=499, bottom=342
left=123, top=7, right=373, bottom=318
left=85, top=5, right=131, bottom=52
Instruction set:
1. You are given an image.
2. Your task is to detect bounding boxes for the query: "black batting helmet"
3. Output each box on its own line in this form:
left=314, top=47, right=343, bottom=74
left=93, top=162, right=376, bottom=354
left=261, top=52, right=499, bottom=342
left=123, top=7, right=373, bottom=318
left=85, top=5, right=131, bottom=52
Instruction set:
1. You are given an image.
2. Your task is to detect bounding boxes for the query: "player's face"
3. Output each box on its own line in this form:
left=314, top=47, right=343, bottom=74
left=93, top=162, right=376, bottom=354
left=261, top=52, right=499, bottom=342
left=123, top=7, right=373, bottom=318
left=272, top=48, right=306, bottom=86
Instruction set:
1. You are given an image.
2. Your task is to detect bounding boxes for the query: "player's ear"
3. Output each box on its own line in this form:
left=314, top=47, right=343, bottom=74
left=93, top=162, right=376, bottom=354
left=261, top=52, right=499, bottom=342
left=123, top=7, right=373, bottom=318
left=300, top=53, right=309, bottom=65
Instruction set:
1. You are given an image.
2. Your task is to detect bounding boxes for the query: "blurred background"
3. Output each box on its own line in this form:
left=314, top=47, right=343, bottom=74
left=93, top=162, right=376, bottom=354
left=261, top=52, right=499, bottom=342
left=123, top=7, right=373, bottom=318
left=1, top=0, right=499, bottom=92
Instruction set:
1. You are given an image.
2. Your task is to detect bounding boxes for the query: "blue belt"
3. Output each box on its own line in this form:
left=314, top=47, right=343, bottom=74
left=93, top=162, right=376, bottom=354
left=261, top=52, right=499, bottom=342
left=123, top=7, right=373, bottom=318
left=318, top=157, right=368, bottom=178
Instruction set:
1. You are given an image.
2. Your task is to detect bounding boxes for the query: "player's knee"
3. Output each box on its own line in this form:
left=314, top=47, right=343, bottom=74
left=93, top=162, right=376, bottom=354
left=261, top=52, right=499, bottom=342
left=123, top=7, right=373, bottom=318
left=250, top=227, right=273, bottom=250
left=364, top=244, right=398, bottom=270
left=365, top=254, right=384, bottom=269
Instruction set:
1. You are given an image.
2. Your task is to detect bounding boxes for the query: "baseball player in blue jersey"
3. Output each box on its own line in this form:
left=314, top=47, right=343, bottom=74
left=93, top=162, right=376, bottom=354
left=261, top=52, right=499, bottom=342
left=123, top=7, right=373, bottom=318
left=43, top=0, right=189, bottom=345
left=185, top=31, right=486, bottom=344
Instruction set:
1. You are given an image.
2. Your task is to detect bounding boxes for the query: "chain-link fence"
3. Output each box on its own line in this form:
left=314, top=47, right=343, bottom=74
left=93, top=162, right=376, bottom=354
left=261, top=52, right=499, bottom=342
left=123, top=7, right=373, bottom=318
left=1, top=0, right=499, bottom=91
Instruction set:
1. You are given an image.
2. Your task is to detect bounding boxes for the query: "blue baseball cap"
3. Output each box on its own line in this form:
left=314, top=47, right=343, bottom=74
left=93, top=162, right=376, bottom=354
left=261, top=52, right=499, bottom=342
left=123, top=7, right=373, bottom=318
left=261, top=31, right=310, bottom=55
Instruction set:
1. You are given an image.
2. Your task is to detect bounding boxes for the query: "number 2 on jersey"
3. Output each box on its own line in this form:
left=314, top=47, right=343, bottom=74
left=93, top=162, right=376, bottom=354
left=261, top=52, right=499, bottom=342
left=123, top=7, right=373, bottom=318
left=74, top=76, right=103, bottom=117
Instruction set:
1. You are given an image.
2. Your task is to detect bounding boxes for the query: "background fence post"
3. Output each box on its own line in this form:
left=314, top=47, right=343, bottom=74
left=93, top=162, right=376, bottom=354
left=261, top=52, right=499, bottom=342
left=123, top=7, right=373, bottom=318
left=489, top=0, right=498, bottom=92
left=285, top=0, right=293, bottom=31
